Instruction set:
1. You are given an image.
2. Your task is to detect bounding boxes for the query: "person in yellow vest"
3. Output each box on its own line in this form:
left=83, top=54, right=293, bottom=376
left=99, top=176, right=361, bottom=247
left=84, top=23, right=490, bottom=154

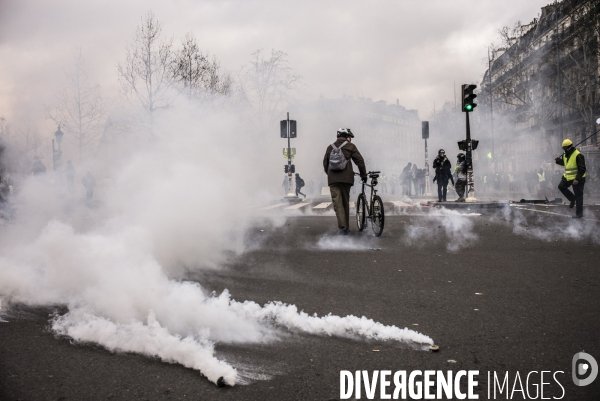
left=555, top=139, right=586, bottom=218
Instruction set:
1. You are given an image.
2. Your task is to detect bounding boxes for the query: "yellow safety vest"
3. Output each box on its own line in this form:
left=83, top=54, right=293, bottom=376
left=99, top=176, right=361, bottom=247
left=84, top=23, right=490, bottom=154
left=537, top=172, right=545, bottom=182
left=563, top=150, right=586, bottom=181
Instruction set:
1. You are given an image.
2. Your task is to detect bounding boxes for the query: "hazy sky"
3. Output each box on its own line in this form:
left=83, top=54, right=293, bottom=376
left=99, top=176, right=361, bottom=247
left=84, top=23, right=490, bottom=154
left=0, top=0, right=551, bottom=125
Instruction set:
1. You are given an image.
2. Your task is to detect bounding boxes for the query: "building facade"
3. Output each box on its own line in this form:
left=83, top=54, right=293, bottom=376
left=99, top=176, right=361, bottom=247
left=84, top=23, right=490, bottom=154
left=479, top=0, right=600, bottom=175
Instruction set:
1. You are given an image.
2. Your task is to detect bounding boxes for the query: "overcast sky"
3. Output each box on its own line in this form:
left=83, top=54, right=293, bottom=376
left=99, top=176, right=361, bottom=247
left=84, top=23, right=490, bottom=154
left=0, top=0, right=551, bottom=126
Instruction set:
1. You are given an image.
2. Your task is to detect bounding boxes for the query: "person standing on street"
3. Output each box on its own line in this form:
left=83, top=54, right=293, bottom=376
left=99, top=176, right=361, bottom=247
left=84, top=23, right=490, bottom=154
left=454, top=153, right=467, bottom=202
left=555, top=139, right=586, bottom=218
left=401, top=162, right=412, bottom=196
left=432, top=149, right=453, bottom=202
left=295, top=173, right=306, bottom=198
left=82, top=171, right=96, bottom=199
left=537, top=168, right=547, bottom=197
left=323, top=128, right=367, bottom=235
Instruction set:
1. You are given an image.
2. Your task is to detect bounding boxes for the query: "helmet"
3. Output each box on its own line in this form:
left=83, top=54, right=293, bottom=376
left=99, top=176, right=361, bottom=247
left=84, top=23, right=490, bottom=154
left=562, top=139, right=573, bottom=148
left=337, top=128, right=354, bottom=138
left=457, top=153, right=466, bottom=160
left=438, top=149, right=445, bottom=156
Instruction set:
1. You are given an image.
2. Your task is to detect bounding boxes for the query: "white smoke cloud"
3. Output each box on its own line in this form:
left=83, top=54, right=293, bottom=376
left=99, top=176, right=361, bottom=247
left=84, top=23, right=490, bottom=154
left=497, top=204, right=600, bottom=243
left=0, top=106, right=433, bottom=386
left=403, top=207, right=480, bottom=252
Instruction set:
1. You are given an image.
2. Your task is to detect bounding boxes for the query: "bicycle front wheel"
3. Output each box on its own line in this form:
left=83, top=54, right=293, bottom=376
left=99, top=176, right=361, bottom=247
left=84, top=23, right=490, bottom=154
left=370, top=195, right=385, bottom=237
left=356, top=194, right=366, bottom=231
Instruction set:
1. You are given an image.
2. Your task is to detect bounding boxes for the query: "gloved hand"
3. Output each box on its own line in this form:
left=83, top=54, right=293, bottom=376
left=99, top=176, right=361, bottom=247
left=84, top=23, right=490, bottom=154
left=361, top=175, right=368, bottom=183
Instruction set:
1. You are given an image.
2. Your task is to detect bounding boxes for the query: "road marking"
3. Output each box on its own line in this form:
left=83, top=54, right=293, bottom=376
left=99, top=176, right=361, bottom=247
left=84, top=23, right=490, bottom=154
left=391, top=201, right=413, bottom=207
left=350, top=202, right=355, bottom=208
left=285, top=202, right=309, bottom=210
left=313, top=202, right=332, bottom=209
left=514, top=207, right=598, bottom=222
left=258, top=203, right=287, bottom=210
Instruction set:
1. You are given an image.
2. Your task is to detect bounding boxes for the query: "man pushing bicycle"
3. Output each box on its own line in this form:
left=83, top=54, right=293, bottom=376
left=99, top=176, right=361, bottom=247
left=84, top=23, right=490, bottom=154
left=323, top=128, right=368, bottom=235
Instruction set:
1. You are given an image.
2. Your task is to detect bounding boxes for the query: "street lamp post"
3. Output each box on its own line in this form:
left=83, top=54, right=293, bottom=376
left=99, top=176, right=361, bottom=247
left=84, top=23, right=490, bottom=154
left=52, top=126, right=64, bottom=171
left=422, top=121, right=431, bottom=195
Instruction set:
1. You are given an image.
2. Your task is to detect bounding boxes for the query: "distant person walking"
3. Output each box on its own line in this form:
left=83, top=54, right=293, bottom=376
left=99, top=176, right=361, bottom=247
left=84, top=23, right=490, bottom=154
left=82, top=171, right=96, bottom=199
left=295, top=173, right=306, bottom=198
left=323, top=128, right=367, bottom=235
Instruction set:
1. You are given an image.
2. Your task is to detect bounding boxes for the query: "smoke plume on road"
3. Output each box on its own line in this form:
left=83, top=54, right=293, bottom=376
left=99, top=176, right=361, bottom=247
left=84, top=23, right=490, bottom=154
left=0, top=107, right=433, bottom=386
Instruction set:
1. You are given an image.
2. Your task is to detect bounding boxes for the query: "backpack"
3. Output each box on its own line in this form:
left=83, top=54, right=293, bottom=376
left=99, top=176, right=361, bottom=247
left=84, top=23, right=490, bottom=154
left=300, top=178, right=305, bottom=187
left=328, top=142, right=349, bottom=171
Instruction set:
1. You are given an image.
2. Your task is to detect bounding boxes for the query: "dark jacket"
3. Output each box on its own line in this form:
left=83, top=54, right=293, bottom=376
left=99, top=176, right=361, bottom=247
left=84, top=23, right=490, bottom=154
left=323, top=138, right=367, bottom=186
left=555, top=147, right=586, bottom=181
left=432, top=156, right=452, bottom=180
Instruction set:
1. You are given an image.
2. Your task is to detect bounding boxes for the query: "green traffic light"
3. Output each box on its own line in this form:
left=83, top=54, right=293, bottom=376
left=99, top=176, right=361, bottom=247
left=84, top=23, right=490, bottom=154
left=465, top=104, right=473, bottom=111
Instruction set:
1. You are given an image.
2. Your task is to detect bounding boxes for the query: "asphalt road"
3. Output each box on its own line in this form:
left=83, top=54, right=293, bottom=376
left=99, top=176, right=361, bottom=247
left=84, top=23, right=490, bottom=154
left=1, top=206, right=600, bottom=400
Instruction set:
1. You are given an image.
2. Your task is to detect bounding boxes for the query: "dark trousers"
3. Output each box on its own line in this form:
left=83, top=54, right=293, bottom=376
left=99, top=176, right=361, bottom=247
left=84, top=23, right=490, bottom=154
left=330, top=183, right=351, bottom=230
left=437, top=178, right=448, bottom=201
left=558, top=176, right=585, bottom=216
left=295, top=188, right=306, bottom=197
left=455, top=179, right=467, bottom=199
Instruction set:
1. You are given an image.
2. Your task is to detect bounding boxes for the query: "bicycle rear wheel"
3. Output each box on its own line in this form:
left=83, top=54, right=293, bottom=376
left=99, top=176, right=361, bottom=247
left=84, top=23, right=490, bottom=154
left=356, top=194, right=366, bottom=231
left=370, top=195, right=385, bottom=237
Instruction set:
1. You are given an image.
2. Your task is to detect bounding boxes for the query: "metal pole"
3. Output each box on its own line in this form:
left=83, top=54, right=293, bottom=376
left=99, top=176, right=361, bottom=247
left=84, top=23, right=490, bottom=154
left=488, top=47, right=495, bottom=162
left=52, top=139, right=56, bottom=171
left=425, top=138, right=431, bottom=195
left=286, top=112, right=294, bottom=197
left=466, top=112, right=476, bottom=200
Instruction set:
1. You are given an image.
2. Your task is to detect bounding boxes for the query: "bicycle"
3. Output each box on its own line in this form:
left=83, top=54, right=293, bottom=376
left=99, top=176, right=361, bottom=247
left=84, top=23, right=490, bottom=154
left=355, top=171, right=385, bottom=237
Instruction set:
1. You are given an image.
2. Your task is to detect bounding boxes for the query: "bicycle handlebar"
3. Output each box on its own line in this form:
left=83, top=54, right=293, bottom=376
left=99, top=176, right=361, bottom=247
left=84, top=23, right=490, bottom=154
left=354, top=171, right=381, bottom=176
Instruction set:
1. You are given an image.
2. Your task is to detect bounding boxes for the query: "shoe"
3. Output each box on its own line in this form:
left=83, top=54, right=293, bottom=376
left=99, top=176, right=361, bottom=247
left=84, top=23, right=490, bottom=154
left=572, top=215, right=583, bottom=219
left=339, top=229, right=349, bottom=235
left=569, top=200, right=575, bottom=208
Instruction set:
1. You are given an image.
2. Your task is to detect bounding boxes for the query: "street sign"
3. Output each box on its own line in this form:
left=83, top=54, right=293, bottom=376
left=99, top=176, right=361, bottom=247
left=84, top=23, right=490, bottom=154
left=280, top=120, right=297, bottom=138
left=283, top=148, right=296, bottom=159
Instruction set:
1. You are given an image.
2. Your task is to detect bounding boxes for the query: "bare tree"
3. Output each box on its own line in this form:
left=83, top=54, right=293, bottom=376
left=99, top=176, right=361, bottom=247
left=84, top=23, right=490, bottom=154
left=0, top=116, right=10, bottom=143
left=47, top=49, right=105, bottom=160
left=16, top=125, right=45, bottom=157
left=172, top=33, right=231, bottom=101
left=560, top=0, right=600, bottom=145
left=239, top=49, right=301, bottom=131
left=491, top=23, right=558, bottom=154
left=118, top=11, right=174, bottom=138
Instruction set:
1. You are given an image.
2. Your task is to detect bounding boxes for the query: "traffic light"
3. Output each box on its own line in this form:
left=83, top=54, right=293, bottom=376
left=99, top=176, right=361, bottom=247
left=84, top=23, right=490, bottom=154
left=461, top=84, right=477, bottom=112
left=290, top=164, right=296, bottom=173
left=289, top=120, right=297, bottom=138
left=284, top=165, right=289, bottom=173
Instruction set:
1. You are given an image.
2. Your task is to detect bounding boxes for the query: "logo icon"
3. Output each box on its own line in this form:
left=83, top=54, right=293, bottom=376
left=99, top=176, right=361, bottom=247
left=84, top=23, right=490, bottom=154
left=572, top=352, right=598, bottom=386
